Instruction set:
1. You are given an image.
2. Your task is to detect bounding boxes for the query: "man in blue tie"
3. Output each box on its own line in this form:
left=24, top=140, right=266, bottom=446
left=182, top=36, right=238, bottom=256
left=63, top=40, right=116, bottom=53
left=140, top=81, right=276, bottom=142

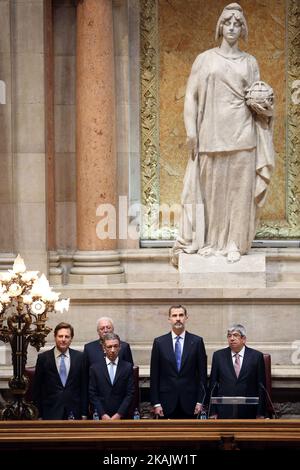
left=33, top=322, right=87, bottom=419
left=150, top=305, right=207, bottom=419
left=89, top=333, right=134, bottom=420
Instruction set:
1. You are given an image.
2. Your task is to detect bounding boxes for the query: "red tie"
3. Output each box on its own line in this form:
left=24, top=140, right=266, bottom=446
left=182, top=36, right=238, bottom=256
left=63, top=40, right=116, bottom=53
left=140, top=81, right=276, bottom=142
left=234, top=353, right=241, bottom=377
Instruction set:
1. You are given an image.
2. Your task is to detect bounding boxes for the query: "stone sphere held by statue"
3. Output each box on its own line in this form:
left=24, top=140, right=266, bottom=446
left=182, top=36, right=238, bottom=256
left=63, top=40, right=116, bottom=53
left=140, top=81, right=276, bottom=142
left=245, top=80, right=274, bottom=105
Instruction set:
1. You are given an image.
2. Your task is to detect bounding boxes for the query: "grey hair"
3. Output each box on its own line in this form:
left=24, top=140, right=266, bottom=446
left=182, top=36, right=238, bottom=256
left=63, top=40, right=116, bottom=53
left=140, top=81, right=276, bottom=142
left=96, top=316, right=114, bottom=331
left=103, top=332, right=120, bottom=344
left=215, top=3, right=248, bottom=42
left=227, top=324, right=246, bottom=337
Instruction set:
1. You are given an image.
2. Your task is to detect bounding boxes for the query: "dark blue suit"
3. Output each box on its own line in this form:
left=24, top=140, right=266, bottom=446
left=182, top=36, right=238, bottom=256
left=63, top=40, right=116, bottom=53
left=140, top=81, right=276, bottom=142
left=89, top=356, right=134, bottom=418
left=209, top=346, right=266, bottom=418
left=150, top=331, right=207, bottom=417
left=33, top=348, right=87, bottom=419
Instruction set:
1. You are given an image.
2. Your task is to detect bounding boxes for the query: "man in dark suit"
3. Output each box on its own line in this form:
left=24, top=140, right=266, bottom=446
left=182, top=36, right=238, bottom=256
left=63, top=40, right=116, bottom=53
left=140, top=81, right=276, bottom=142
left=83, top=316, right=133, bottom=370
left=150, top=305, right=207, bottom=419
left=209, top=323, right=266, bottom=419
left=33, top=322, right=87, bottom=419
left=89, top=333, right=134, bottom=419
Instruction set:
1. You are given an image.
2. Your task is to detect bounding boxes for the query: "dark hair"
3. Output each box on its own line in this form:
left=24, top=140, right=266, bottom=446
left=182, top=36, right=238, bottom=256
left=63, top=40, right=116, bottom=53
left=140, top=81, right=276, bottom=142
left=54, top=322, right=74, bottom=338
left=103, top=332, right=120, bottom=344
left=168, top=305, right=187, bottom=317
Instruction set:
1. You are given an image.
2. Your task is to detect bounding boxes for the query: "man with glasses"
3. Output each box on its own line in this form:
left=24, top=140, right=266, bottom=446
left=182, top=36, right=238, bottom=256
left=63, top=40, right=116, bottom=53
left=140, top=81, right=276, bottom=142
left=209, top=323, right=266, bottom=419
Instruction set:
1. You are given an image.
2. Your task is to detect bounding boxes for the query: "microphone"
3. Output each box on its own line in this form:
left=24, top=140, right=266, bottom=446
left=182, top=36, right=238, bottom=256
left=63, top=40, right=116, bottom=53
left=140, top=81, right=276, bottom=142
left=207, top=382, right=219, bottom=418
left=196, top=383, right=207, bottom=419
left=259, top=382, right=278, bottom=419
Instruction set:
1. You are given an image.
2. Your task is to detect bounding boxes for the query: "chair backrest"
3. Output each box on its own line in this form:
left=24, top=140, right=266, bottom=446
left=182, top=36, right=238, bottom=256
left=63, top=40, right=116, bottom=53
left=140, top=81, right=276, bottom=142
left=263, top=353, right=273, bottom=417
left=24, top=366, right=36, bottom=402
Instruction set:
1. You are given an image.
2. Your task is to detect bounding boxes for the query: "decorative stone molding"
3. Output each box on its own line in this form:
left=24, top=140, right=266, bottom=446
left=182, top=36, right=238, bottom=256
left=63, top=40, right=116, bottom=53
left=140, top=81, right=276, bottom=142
left=0, top=254, right=15, bottom=271
left=69, top=250, right=125, bottom=284
left=48, top=251, right=63, bottom=285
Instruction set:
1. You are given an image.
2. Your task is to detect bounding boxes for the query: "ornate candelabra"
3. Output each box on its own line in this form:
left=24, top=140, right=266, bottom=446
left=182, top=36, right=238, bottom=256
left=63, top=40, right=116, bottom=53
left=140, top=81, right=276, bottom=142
left=0, top=255, right=69, bottom=420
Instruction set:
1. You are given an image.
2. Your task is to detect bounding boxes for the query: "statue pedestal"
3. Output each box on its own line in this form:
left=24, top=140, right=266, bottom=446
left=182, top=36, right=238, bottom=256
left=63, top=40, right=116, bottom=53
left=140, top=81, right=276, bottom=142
left=178, top=252, right=266, bottom=288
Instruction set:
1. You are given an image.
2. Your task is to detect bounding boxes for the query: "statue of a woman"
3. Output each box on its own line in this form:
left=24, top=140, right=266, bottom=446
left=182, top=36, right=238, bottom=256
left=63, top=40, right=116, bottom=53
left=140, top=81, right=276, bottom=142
left=172, top=2, right=274, bottom=265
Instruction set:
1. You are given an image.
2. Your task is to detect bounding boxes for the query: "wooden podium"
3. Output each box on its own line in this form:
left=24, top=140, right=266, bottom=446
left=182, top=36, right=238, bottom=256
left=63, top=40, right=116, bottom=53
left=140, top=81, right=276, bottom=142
left=1, top=419, right=300, bottom=454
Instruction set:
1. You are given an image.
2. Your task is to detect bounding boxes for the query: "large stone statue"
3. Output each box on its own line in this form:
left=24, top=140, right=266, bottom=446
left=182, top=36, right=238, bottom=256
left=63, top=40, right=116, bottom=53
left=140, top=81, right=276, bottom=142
left=172, top=3, right=274, bottom=265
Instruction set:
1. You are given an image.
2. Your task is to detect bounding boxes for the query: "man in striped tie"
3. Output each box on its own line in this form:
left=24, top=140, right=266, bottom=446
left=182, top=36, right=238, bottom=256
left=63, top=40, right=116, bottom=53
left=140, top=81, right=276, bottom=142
left=209, top=324, right=266, bottom=419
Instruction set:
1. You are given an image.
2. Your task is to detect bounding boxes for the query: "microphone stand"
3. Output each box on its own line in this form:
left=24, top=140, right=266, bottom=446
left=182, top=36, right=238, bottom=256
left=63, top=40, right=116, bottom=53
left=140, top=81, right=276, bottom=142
left=207, top=382, right=218, bottom=418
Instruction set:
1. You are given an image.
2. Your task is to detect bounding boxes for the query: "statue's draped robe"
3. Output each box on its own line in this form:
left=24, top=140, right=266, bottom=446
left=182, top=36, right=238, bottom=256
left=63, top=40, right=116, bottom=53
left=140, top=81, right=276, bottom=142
left=172, top=48, right=274, bottom=261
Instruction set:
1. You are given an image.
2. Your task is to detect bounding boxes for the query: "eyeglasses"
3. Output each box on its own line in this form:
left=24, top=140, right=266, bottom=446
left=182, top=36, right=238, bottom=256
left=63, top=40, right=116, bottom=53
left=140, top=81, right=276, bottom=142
left=227, top=333, right=242, bottom=338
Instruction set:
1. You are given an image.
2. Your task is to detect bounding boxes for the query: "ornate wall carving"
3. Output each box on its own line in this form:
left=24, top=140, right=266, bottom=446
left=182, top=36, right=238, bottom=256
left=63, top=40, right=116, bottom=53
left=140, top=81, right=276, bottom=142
left=140, top=0, right=160, bottom=238
left=257, top=0, right=300, bottom=238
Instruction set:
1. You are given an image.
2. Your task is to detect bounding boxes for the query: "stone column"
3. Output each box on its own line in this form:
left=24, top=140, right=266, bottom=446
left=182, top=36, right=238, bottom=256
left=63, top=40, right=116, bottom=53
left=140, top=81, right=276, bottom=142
left=0, top=0, right=14, bottom=261
left=114, top=0, right=141, bottom=250
left=70, top=0, right=124, bottom=283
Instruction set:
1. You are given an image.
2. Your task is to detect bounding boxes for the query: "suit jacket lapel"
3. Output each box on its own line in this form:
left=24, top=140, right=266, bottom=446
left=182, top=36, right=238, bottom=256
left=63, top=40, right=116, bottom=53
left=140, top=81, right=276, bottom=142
left=166, top=332, right=177, bottom=371
left=113, top=360, right=125, bottom=385
left=49, top=347, right=62, bottom=383
left=100, top=356, right=111, bottom=385
left=180, top=331, right=192, bottom=370
left=66, top=348, right=75, bottom=385
left=238, top=346, right=249, bottom=380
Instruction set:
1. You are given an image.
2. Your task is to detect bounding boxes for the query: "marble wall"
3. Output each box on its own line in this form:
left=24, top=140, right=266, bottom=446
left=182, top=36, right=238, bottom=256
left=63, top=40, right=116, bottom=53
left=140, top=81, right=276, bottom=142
left=113, top=0, right=141, bottom=250
left=0, top=0, right=13, bottom=252
left=0, top=0, right=47, bottom=273
left=52, top=0, right=140, bottom=252
left=54, top=0, right=77, bottom=251
left=22, top=272, right=300, bottom=384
